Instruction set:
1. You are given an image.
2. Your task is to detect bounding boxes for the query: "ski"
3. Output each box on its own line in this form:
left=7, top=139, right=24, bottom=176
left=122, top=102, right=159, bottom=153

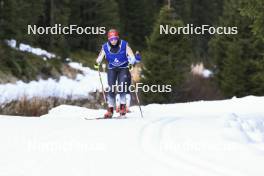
left=85, top=115, right=127, bottom=120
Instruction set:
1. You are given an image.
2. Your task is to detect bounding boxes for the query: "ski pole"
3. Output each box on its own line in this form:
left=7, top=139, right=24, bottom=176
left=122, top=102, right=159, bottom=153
left=135, top=87, right=143, bottom=118
left=129, top=65, right=143, bottom=118
left=97, top=66, right=107, bottom=105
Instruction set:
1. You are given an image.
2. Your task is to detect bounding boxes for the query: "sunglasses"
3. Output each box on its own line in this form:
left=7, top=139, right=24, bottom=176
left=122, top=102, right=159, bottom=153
left=109, top=37, right=119, bottom=42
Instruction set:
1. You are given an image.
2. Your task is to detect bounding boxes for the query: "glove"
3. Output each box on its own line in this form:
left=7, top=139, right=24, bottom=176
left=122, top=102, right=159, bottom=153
left=128, top=64, right=133, bottom=71
left=135, top=51, right=141, bottom=62
left=135, top=54, right=141, bottom=62
left=94, top=63, right=100, bottom=69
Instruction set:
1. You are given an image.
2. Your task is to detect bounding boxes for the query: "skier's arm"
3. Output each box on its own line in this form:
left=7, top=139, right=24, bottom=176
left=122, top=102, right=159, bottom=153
left=96, top=48, right=105, bottom=64
left=126, top=44, right=136, bottom=65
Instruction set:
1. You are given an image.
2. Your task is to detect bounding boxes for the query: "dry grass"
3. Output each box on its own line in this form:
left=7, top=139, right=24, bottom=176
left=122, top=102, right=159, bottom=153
left=0, top=91, right=104, bottom=117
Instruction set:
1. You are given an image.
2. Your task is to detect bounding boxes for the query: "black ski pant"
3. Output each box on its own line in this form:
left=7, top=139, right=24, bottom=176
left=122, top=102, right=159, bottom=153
left=107, top=67, right=130, bottom=107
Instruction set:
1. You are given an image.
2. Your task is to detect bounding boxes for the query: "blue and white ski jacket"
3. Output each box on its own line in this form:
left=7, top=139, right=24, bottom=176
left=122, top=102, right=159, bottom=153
left=103, top=40, right=129, bottom=69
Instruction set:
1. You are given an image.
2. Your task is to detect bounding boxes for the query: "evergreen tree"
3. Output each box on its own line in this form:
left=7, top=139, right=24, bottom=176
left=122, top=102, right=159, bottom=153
left=209, top=0, right=264, bottom=97
left=171, top=0, right=223, bottom=60
left=0, top=0, right=44, bottom=43
left=67, top=0, right=120, bottom=52
left=116, top=0, right=151, bottom=50
left=142, top=6, right=193, bottom=104
left=172, top=0, right=192, bottom=22
left=36, top=0, right=70, bottom=57
left=240, top=0, right=264, bottom=41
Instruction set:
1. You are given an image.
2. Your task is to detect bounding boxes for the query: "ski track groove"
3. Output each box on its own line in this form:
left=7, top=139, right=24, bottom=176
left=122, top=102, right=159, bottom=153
left=138, top=116, right=248, bottom=176
left=161, top=117, right=248, bottom=176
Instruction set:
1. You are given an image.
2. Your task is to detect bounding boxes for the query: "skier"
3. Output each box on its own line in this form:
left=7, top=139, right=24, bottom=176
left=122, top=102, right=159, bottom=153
left=95, top=29, right=137, bottom=118
left=116, top=51, right=141, bottom=113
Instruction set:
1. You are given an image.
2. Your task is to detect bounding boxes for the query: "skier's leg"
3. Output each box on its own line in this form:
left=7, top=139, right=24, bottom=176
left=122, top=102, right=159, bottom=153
left=116, top=93, right=120, bottom=112
left=105, top=68, right=118, bottom=118
left=118, top=68, right=129, bottom=115
left=126, top=94, right=131, bottom=112
left=126, top=70, right=132, bottom=112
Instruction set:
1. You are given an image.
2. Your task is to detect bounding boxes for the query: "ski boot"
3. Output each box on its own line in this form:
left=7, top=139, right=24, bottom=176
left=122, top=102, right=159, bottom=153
left=120, top=104, right=126, bottom=116
left=104, top=107, right=114, bottom=119
left=116, top=106, right=120, bottom=113
left=126, top=106, right=131, bottom=113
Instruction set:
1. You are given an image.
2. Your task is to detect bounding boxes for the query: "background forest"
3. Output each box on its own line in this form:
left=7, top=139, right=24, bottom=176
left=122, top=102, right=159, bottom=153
left=0, top=0, right=264, bottom=108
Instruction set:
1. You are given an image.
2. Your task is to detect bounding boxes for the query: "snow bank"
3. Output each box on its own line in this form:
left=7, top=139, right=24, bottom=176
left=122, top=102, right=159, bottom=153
left=0, top=39, right=107, bottom=104
left=2, top=40, right=108, bottom=104
left=6, top=39, right=56, bottom=60
left=19, top=43, right=56, bottom=59
left=0, top=64, right=107, bottom=104
left=68, top=62, right=96, bottom=75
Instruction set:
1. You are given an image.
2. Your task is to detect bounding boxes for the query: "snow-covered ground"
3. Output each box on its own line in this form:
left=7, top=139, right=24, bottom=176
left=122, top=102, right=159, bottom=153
left=1, top=40, right=107, bottom=104
left=6, top=39, right=56, bottom=60
left=0, top=96, right=264, bottom=176
left=0, top=66, right=107, bottom=104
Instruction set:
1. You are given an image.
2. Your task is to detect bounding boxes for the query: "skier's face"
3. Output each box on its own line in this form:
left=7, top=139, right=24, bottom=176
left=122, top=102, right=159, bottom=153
left=109, top=37, right=118, bottom=45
